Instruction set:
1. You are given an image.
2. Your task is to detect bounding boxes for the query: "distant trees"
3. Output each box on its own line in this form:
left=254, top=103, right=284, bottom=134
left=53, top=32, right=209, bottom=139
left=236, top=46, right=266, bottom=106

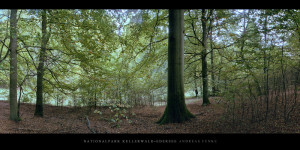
left=216, top=9, right=300, bottom=130
left=185, top=9, right=217, bottom=106
left=157, top=9, right=194, bottom=124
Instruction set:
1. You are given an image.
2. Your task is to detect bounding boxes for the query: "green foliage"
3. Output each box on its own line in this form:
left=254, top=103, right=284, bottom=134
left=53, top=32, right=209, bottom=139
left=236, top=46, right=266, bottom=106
left=0, top=9, right=299, bottom=123
left=94, top=103, right=132, bottom=127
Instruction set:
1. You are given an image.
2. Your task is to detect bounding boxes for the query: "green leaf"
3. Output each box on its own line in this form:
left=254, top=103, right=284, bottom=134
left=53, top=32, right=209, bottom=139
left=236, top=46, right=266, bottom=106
left=128, top=120, right=132, bottom=124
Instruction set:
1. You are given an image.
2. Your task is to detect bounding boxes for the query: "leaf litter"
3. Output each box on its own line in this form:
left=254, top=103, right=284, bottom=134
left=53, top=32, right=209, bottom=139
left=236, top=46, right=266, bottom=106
left=0, top=96, right=299, bottom=133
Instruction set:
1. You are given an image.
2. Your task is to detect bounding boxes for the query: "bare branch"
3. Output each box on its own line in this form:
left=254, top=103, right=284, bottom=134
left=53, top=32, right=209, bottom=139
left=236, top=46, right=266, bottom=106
left=18, top=38, right=38, bottom=69
left=188, top=10, right=203, bottom=46
left=0, top=47, right=9, bottom=64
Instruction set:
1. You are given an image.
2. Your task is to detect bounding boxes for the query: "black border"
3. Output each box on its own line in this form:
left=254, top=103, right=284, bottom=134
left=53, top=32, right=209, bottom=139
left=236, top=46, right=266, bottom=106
left=1, top=2, right=299, bottom=148
left=1, top=133, right=299, bottom=147
left=1, top=0, right=300, bottom=9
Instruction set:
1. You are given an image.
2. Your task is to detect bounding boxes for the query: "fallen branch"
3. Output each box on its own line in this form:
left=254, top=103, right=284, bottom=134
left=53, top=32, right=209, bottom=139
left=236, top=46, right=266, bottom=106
left=85, top=115, right=97, bottom=134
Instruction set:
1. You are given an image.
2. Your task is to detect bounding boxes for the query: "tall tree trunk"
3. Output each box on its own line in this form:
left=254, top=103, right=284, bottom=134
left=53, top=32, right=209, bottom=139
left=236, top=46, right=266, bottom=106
left=263, top=11, right=270, bottom=121
left=280, top=37, right=288, bottom=123
left=35, top=10, right=49, bottom=117
left=201, top=9, right=210, bottom=106
left=218, top=56, right=222, bottom=93
left=17, top=86, right=22, bottom=118
left=194, top=65, right=198, bottom=97
left=94, top=89, right=97, bottom=109
left=210, top=23, right=216, bottom=96
left=9, top=9, right=20, bottom=121
left=157, top=9, right=194, bottom=124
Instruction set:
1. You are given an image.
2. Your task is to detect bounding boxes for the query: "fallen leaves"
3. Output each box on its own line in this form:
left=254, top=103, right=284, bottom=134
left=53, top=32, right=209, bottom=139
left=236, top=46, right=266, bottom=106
left=0, top=97, right=299, bottom=134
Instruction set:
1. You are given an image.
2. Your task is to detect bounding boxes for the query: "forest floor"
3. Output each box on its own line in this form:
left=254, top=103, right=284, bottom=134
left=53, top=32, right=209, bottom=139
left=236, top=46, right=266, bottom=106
left=0, top=96, right=299, bottom=134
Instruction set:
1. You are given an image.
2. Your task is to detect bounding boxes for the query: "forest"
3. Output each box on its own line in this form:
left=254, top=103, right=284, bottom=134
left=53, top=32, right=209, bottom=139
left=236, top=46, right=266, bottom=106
left=0, top=9, right=299, bottom=134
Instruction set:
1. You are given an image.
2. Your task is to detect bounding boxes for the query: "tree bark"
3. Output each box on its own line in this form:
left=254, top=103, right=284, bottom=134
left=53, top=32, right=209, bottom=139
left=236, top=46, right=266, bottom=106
left=157, top=9, right=194, bottom=124
left=210, top=22, right=217, bottom=96
left=35, top=10, right=49, bottom=117
left=9, top=9, right=20, bottom=121
left=201, top=9, right=210, bottom=106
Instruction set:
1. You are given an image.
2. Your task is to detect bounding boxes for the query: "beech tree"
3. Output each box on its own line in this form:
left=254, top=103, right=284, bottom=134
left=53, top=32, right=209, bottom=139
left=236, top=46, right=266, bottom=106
left=9, top=9, right=19, bottom=121
left=185, top=9, right=216, bottom=105
left=157, top=9, right=194, bottom=124
left=35, top=10, right=50, bottom=117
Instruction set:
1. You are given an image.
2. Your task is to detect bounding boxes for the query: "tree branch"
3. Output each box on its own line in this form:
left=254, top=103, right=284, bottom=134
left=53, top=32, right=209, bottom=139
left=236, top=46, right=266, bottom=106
left=184, top=52, right=202, bottom=55
left=188, top=10, right=203, bottom=46
left=184, top=33, right=201, bottom=46
left=18, top=38, right=38, bottom=69
left=0, top=47, right=9, bottom=64
left=149, top=9, right=160, bottom=52
left=184, top=57, right=202, bottom=71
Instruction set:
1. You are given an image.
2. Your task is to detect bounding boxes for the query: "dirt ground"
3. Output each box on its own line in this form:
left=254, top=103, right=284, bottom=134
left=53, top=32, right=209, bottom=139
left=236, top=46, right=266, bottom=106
left=0, top=97, right=299, bottom=134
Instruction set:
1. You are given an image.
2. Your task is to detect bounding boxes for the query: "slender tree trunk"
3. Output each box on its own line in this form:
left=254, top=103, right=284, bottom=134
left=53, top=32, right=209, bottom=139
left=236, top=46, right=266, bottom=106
left=194, top=65, right=198, bottom=97
left=263, top=12, right=269, bottom=121
left=94, top=90, right=97, bottom=109
left=210, top=24, right=216, bottom=96
left=201, top=9, right=210, bottom=106
left=280, top=37, right=288, bottom=123
left=9, top=9, right=20, bottom=121
left=56, top=94, right=59, bottom=107
left=218, top=57, right=222, bottom=93
left=35, top=10, right=49, bottom=117
left=273, top=75, right=280, bottom=119
left=17, top=86, right=23, bottom=118
left=287, top=69, right=299, bottom=121
left=157, top=9, right=194, bottom=124
left=248, top=80, right=255, bottom=123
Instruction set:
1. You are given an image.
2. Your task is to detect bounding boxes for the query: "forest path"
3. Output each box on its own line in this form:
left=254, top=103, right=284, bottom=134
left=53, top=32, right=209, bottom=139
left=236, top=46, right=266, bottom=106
left=185, top=97, right=202, bottom=104
left=154, top=96, right=222, bottom=106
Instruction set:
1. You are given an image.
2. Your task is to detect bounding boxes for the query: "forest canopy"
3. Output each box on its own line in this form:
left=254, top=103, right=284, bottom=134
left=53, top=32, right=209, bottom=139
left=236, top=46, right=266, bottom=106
left=0, top=9, right=299, bottom=127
